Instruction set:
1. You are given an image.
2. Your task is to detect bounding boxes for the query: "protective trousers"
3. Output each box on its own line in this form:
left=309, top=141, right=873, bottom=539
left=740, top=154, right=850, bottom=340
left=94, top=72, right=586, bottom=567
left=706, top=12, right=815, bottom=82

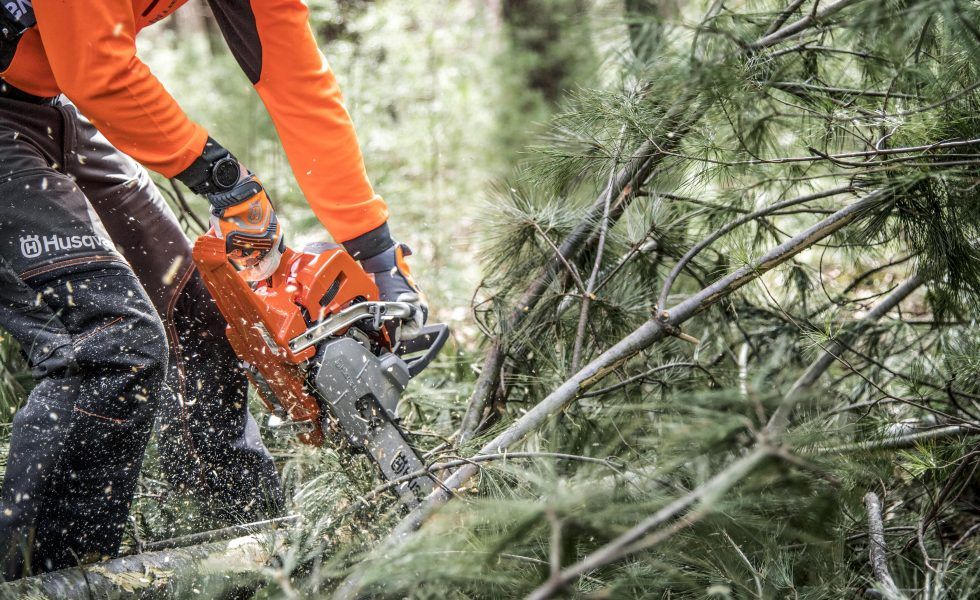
left=0, top=93, right=283, bottom=579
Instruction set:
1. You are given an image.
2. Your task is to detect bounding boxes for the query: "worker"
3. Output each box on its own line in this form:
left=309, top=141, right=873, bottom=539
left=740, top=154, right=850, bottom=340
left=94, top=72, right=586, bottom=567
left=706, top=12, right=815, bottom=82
left=0, top=0, right=426, bottom=579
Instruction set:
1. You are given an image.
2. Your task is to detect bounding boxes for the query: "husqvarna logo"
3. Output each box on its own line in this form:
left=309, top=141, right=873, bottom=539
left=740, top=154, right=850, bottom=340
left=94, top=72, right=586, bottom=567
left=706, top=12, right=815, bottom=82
left=4, top=0, right=32, bottom=20
left=20, top=235, right=41, bottom=258
left=19, top=234, right=112, bottom=259
left=246, top=200, right=262, bottom=225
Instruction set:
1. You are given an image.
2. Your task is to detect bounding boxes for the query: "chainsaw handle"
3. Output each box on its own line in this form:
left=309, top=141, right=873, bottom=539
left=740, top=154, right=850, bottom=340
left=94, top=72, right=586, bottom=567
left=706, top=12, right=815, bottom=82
left=397, top=323, right=450, bottom=377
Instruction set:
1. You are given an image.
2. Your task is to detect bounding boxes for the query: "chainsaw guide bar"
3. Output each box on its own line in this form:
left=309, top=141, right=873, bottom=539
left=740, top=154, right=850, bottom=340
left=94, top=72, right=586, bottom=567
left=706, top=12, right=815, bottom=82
left=192, top=234, right=448, bottom=510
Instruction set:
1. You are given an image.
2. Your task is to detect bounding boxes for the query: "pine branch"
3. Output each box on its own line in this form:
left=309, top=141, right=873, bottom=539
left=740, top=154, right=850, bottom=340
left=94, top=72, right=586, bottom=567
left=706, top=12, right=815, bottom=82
left=864, top=492, right=908, bottom=600
left=748, top=0, right=870, bottom=51
left=129, top=516, right=298, bottom=554
left=525, top=446, right=772, bottom=600
left=572, top=132, right=629, bottom=372
left=459, top=0, right=882, bottom=443
left=764, top=0, right=808, bottom=37
left=353, top=452, right=624, bottom=507
left=520, top=270, right=924, bottom=600
left=818, top=424, right=979, bottom=453
left=770, top=81, right=920, bottom=100
left=768, top=273, right=926, bottom=431
left=656, top=184, right=858, bottom=311
left=333, top=191, right=889, bottom=600
left=458, top=138, right=663, bottom=442
left=0, top=531, right=285, bottom=599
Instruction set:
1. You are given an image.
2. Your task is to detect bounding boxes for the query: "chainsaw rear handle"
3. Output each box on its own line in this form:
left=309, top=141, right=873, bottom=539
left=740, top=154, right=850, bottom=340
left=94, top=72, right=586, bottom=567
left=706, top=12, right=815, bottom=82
left=397, top=323, right=450, bottom=377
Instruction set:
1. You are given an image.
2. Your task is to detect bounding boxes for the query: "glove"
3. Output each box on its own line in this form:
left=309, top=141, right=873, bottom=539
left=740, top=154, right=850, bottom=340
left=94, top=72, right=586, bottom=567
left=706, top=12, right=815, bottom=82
left=359, top=242, right=428, bottom=340
left=176, top=138, right=284, bottom=282
left=207, top=171, right=284, bottom=282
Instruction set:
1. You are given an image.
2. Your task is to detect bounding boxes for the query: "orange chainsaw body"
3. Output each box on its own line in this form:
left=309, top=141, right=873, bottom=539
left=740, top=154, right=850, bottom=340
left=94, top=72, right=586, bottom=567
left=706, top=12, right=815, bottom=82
left=192, top=233, right=379, bottom=446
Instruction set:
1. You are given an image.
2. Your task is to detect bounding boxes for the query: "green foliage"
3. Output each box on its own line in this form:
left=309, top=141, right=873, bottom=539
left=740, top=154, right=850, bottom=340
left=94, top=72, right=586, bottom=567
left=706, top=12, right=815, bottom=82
left=311, top=1, right=980, bottom=598
left=0, top=335, right=28, bottom=479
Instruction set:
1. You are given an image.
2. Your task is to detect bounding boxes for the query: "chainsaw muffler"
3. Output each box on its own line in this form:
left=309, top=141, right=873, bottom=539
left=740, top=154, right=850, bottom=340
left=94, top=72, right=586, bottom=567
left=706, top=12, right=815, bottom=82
left=312, top=337, right=434, bottom=507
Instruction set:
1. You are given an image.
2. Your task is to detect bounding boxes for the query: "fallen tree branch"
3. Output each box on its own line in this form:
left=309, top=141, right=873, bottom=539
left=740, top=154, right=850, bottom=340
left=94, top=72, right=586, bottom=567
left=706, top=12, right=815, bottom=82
left=768, top=273, right=925, bottom=431
left=526, top=446, right=773, bottom=600
left=355, top=452, right=624, bottom=507
left=763, top=0, right=808, bottom=37
left=132, top=515, right=299, bottom=554
left=458, top=139, right=661, bottom=442
left=572, top=125, right=629, bottom=372
left=334, top=191, right=889, bottom=600
left=459, top=0, right=874, bottom=443
left=818, top=424, right=979, bottom=454
left=519, top=271, right=924, bottom=600
left=656, top=184, right=858, bottom=311
left=0, top=532, right=286, bottom=600
left=749, top=0, right=868, bottom=50
left=451, top=192, right=882, bottom=523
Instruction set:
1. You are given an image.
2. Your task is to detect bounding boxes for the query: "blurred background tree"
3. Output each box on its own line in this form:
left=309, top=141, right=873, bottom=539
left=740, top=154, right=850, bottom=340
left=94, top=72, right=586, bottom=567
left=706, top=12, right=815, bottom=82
left=496, top=0, right=599, bottom=158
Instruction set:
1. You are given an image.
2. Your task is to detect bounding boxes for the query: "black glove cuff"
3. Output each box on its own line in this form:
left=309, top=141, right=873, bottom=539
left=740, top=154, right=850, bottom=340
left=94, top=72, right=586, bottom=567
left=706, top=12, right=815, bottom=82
left=360, top=242, right=414, bottom=273
left=342, top=222, right=394, bottom=261
left=175, top=137, right=241, bottom=196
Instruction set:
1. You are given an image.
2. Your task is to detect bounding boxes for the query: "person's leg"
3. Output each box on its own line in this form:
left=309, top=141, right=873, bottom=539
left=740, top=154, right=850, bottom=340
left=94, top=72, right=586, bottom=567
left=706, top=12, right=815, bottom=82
left=18, top=262, right=166, bottom=573
left=0, top=100, right=166, bottom=576
left=65, top=103, right=284, bottom=520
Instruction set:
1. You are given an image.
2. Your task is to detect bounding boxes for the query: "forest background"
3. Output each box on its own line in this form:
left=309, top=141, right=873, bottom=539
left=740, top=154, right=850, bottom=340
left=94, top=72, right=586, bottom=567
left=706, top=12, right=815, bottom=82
left=3, top=1, right=980, bottom=599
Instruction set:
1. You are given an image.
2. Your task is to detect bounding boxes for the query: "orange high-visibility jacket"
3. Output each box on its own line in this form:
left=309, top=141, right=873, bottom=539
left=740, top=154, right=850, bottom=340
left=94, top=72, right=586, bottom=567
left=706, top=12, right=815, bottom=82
left=0, top=0, right=387, bottom=243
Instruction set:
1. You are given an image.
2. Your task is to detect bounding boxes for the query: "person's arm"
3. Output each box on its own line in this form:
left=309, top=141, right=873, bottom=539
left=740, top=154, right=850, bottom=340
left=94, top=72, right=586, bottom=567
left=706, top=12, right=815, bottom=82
left=32, top=0, right=209, bottom=176
left=206, top=0, right=391, bottom=255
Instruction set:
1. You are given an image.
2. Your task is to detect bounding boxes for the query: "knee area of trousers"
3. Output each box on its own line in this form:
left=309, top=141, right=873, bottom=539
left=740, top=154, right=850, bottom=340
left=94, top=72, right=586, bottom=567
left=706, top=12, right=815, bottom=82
left=37, top=266, right=170, bottom=375
left=107, top=310, right=169, bottom=375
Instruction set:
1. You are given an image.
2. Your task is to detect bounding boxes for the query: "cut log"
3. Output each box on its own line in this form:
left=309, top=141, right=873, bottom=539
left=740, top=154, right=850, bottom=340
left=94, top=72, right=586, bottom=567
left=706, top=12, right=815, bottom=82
left=0, top=532, right=286, bottom=600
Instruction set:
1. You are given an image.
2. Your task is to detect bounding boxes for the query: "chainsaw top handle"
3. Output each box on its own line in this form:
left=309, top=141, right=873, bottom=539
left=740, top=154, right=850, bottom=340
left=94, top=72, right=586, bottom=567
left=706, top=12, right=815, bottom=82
left=288, top=300, right=449, bottom=378
left=288, top=300, right=415, bottom=354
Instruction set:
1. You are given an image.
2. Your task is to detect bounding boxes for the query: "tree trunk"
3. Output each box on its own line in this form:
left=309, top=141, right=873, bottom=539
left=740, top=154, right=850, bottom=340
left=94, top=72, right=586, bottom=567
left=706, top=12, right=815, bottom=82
left=500, top=0, right=596, bottom=104
left=494, top=0, right=598, bottom=158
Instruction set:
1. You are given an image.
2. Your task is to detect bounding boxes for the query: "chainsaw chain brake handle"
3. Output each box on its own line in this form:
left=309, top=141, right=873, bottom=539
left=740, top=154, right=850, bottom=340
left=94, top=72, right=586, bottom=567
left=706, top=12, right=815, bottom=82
left=397, top=323, right=450, bottom=377
left=191, top=229, right=449, bottom=448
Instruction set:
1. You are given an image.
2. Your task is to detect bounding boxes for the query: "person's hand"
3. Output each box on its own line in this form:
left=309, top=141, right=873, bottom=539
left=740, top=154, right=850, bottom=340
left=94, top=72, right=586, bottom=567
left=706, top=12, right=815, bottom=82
left=176, top=139, right=284, bottom=282
left=359, top=243, right=428, bottom=340
left=204, top=163, right=284, bottom=282
left=205, top=158, right=285, bottom=281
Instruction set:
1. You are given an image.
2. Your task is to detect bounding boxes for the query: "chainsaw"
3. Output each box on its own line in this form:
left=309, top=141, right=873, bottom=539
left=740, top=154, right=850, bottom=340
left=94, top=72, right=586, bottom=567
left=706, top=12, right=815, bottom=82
left=192, top=232, right=448, bottom=509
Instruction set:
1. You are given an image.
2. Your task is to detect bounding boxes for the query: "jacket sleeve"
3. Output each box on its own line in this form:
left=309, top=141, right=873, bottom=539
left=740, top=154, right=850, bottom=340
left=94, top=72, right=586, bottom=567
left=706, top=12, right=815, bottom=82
left=32, top=0, right=209, bottom=177
left=206, top=0, right=389, bottom=244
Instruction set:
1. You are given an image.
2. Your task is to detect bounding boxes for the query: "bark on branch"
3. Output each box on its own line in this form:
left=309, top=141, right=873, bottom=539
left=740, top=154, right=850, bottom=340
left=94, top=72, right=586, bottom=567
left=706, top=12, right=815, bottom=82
left=0, top=532, right=286, bottom=600
left=863, top=492, right=907, bottom=600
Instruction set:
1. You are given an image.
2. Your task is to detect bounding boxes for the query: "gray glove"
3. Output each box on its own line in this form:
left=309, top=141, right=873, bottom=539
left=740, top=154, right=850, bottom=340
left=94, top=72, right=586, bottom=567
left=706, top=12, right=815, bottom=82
left=359, top=242, right=428, bottom=340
